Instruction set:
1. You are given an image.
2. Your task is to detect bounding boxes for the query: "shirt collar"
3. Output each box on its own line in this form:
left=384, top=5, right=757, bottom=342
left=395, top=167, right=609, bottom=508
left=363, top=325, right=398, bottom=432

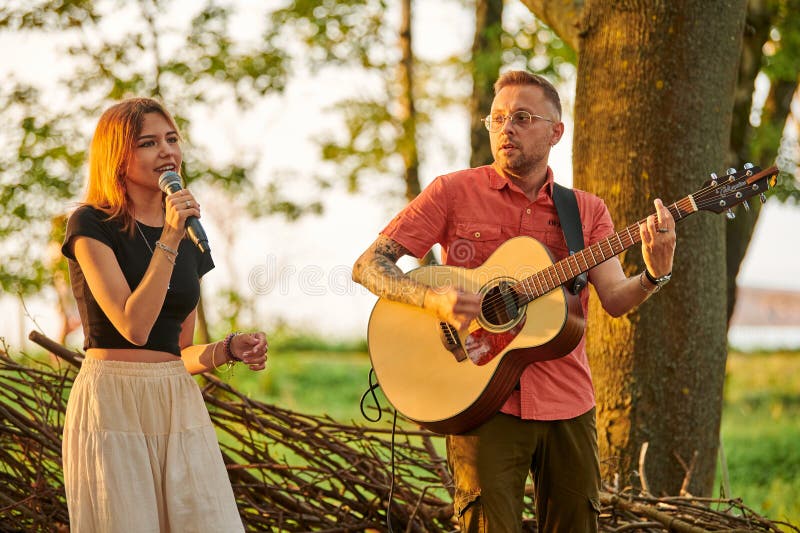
left=488, top=165, right=556, bottom=199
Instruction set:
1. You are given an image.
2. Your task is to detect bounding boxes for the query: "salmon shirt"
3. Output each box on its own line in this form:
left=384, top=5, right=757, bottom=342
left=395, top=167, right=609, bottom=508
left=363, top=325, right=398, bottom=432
left=382, top=165, right=615, bottom=420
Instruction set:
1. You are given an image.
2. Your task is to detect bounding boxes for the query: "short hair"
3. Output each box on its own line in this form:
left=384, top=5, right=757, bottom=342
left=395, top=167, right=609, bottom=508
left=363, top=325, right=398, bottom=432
left=494, top=70, right=562, bottom=119
left=84, top=97, right=180, bottom=234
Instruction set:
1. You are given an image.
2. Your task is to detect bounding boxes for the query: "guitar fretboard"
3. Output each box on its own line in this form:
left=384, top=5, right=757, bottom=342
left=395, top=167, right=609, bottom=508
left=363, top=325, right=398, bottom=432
left=515, top=196, right=697, bottom=303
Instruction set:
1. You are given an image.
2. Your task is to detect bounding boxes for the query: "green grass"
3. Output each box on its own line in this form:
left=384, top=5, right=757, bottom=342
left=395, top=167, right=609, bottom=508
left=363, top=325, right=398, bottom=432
left=212, top=349, right=380, bottom=424
left=719, top=351, right=800, bottom=528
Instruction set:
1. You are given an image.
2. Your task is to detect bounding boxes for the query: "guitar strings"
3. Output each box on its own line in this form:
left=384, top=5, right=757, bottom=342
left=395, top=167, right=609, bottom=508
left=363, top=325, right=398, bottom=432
left=442, top=172, right=769, bottom=355
left=476, top=173, right=768, bottom=311
left=477, top=200, right=685, bottom=310
left=481, top=178, right=760, bottom=309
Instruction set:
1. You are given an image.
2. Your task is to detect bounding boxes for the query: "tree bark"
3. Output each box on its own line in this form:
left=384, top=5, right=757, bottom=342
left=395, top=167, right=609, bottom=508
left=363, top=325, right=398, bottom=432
left=469, top=0, right=503, bottom=168
left=572, top=1, right=748, bottom=496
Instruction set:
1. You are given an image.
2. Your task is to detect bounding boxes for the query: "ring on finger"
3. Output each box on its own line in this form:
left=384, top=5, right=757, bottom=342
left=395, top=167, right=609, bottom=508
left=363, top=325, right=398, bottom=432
left=656, top=228, right=669, bottom=233
left=185, top=200, right=191, bottom=209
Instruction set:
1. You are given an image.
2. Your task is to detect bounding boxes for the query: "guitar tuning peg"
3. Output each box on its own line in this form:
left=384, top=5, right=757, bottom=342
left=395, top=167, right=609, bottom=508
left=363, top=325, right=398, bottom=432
left=726, top=209, right=736, bottom=220
left=742, top=200, right=750, bottom=212
left=760, top=193, right=767, bottom=204
left=743, top=162, right=754, bottom=170
left=726, top=167, right=737, bottom=175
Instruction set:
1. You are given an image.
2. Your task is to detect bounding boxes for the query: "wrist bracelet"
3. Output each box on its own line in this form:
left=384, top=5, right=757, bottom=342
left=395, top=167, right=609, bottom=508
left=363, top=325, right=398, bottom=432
left=210, top=340, right=221, bottom=371
left=223, top=332, right=242, bottom=362
left=156, top=247, right=176, bottom=265
left=639, top=271, right=656, bottom=294
left=155, top=241, right=178, bottom=256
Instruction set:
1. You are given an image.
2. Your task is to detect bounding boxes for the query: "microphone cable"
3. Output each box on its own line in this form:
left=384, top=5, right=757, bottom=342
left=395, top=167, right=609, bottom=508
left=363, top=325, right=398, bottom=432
left=359, top=367, right=383, bottom=422
left=360, top=368, right=399, bottom=533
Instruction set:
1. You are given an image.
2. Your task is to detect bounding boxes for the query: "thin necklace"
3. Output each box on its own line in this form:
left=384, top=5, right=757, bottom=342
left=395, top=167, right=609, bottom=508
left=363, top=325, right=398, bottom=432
left=136, top=221, right=170, bottom=290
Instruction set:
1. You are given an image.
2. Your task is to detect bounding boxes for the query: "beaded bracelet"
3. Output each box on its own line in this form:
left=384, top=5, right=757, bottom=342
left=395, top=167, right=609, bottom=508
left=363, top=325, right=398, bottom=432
left=223, top=332, right=243, bottom=363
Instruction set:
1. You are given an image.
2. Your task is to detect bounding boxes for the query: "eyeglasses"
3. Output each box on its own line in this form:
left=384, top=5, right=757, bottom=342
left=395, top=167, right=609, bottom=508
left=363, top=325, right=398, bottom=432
left=483, top=110, right=553, bottom=132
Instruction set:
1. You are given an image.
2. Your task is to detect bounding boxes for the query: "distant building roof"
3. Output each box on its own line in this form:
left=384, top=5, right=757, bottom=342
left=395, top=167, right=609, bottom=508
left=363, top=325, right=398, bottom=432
left=731, top=287, right=800, bottom=327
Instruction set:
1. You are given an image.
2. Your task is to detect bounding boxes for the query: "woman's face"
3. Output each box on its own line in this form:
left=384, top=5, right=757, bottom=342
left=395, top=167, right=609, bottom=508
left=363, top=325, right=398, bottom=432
left=124, top=112, right=182, bottom=194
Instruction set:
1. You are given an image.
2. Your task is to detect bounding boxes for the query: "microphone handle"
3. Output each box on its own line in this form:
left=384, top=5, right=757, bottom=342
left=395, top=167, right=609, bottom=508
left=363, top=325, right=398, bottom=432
left=164, top=183, right=210, bottom=253
left=186, top=218, right=210, bottom=253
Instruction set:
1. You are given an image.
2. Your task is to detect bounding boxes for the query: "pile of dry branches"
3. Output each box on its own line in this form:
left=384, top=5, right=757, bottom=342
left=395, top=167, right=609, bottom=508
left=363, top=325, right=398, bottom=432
left=1, top=332, right=796, bottom=532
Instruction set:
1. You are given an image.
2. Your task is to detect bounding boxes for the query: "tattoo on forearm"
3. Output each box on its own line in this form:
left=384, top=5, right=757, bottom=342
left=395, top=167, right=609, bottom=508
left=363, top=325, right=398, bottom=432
left=375, top=238, right=406, bottom=263
left=353, top=237, right=429, bottom=308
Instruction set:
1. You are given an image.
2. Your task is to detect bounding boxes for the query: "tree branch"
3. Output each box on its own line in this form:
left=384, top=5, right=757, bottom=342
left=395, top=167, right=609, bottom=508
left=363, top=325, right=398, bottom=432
left=518, top=0, right=584, bottom=51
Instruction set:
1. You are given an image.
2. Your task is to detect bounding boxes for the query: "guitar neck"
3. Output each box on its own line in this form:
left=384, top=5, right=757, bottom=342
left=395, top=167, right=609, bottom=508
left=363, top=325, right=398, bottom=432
left=515, top=195, right=698, bottom=303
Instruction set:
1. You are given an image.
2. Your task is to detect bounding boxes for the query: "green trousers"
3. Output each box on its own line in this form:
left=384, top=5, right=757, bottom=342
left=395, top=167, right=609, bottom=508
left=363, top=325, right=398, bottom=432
left=446, top=408, right=601, bottom=533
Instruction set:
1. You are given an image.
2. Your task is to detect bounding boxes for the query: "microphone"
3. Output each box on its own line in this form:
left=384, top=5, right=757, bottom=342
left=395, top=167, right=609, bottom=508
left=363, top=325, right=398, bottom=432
left=158, top=171, right=210, bottom=253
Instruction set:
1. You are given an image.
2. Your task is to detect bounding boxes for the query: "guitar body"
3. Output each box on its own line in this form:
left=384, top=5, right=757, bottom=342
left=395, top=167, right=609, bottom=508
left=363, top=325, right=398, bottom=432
left=367, top=236, right=586, bottom=435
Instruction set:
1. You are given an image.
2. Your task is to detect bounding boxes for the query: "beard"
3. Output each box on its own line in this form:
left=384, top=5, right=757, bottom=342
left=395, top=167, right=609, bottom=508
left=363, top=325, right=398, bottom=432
left=496, top=149, right=535, bottom=177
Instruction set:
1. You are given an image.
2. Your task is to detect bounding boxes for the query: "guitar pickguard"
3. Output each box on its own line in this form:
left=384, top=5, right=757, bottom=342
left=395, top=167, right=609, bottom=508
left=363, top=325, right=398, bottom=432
left=464, top=315, right=528, bottom=366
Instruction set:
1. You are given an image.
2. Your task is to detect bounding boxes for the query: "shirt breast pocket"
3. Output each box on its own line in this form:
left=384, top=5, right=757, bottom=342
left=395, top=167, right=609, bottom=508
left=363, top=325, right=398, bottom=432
left=450, top=222, right=504, bottom=267
left=528, top=229, right=567, bottom=260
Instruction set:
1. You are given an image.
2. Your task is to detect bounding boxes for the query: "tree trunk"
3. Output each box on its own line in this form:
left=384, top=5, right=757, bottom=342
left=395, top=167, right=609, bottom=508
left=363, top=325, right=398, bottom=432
left=725, top=0, right=798, bottom=323
left=573, top=1, right=748, bottom=496
left=725, top=0, right=772, bottom=324
left=398, top=0, right=438, bottom=266
left=470, top=0, right=504, bottom=168
left=398, top=0, right=420, bottom=203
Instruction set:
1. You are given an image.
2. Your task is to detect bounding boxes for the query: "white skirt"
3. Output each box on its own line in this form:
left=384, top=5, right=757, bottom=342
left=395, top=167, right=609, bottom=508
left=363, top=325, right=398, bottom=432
left=62, top=358, right=244, bottom=533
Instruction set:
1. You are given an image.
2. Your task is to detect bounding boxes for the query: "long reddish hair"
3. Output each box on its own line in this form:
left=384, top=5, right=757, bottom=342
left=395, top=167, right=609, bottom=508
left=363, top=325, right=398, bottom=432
left=84, top=97, right=181, bottom=234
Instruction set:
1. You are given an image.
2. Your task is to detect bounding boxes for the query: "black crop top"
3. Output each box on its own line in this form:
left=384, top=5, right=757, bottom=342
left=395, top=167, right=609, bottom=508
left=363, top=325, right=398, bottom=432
left=62, top=205, right=214, bottom=356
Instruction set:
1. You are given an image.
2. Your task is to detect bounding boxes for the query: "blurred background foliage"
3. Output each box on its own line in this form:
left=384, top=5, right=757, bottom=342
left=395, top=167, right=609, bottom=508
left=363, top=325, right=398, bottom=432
left=0, top=0, right=796, bottom=304
left=0, top=0, right=798, bottom=523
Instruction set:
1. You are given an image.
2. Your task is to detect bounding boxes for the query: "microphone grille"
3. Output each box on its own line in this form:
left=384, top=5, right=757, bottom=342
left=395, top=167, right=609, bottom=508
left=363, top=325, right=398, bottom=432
left=158, top=171, right=182, bottom=192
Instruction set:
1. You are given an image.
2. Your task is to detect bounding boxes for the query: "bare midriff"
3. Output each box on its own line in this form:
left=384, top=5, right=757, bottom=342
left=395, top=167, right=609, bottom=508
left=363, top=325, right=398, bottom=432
left=86, top=348, right=179, bottom=363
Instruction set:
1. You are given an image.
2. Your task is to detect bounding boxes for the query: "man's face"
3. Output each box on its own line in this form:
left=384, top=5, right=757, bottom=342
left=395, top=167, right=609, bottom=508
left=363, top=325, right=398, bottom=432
left=489, top=85, right=563, bottom=177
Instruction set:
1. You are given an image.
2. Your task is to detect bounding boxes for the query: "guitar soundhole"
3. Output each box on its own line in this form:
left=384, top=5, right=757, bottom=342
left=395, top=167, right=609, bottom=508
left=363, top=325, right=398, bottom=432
left=480, top=279, right=525, bottom=331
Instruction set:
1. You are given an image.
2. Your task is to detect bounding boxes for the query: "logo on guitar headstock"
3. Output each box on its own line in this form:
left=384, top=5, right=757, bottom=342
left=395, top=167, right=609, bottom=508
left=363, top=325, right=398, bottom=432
left=697, top=164, right=778, bottom=215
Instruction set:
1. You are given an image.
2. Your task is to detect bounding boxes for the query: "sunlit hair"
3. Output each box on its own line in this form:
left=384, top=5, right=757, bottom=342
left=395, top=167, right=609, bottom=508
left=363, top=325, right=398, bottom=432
left=494, top=70, right=562, bottom=120
left=84, top=97, right=181, bottom=234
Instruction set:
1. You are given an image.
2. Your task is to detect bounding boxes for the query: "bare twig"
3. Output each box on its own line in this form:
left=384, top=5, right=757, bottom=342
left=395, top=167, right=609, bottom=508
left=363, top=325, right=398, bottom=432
left=675, top=449, right=699, bottom=497
left=1, top=332, right=796, bottom=532
left=639, top=441, right=651, bottom=496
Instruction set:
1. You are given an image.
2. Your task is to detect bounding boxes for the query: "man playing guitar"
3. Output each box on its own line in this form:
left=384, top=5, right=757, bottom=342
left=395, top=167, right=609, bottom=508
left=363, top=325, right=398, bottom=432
left=352, top=70, right=676, bottom=533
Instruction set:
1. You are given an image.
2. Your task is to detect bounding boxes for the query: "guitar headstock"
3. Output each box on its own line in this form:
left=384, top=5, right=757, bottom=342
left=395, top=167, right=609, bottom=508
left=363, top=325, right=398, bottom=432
left=694, top=164, right=779, bottom=216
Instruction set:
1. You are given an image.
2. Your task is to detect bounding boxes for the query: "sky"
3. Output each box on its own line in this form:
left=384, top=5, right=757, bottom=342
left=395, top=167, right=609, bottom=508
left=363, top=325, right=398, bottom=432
left=1, top=1, right=799, bottom=351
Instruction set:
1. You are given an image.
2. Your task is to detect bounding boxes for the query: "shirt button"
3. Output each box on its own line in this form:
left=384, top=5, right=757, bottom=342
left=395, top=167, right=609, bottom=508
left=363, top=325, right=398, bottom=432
left=474, top=232, right=481, bottom=238
left=526, top=208, right=532, bottom=214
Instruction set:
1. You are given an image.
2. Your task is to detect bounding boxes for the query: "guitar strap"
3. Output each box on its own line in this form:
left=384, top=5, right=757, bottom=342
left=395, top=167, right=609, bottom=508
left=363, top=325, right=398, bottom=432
left=552, top=182, right=588, bottom=294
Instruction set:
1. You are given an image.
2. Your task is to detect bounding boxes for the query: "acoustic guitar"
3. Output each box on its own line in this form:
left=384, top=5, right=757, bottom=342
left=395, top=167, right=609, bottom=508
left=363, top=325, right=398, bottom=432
left=367, top=165, right=778, bottom=434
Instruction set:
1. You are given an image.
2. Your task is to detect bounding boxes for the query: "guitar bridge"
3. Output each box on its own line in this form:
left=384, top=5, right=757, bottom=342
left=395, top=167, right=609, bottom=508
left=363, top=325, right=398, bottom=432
left=439, top=322, right=467, bottom=362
